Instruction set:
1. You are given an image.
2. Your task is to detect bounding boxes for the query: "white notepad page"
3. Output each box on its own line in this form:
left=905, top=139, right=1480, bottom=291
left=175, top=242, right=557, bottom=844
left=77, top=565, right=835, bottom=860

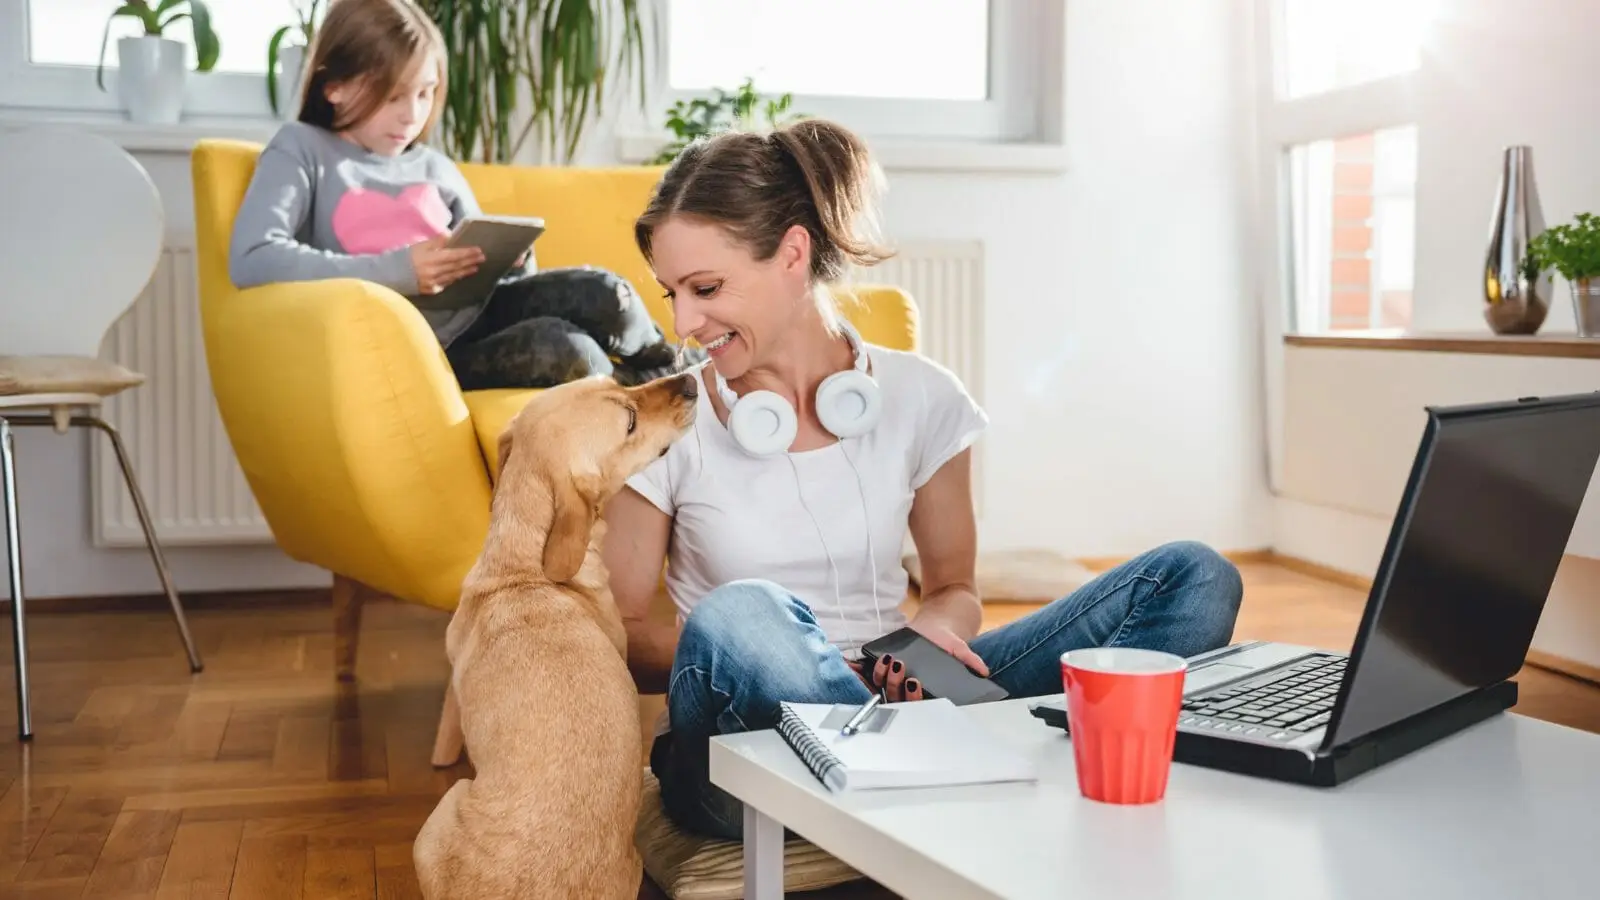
left=776, top=697, right=1038, bottom=793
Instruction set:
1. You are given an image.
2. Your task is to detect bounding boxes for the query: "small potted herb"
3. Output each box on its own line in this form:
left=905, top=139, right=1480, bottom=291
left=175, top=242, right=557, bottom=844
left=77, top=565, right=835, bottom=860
left=1528, top=212, right=1600, bottom=337
left=650, top=78, right=804, bottom=165
left=96, top=0, right=221, bottom=124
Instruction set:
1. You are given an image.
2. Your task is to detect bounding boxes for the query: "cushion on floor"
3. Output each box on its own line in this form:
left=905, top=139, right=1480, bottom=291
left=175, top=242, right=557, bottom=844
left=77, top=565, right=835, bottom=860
left=904, top=548, right=1098, bottom=604
left=635, top=769, right=864, bottom=900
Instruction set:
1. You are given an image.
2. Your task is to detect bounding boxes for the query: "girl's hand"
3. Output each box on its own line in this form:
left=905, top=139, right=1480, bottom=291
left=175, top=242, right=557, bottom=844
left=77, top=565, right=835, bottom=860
left=410, top=236, right=484, bottom=294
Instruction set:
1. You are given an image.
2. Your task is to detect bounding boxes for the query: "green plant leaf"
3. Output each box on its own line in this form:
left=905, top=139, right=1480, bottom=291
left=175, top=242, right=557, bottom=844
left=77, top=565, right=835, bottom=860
left=266, top=23, right=291, bottom=115
left=188, top=0, right=220, bottom=72
left=96, top=3, right=147, bottom=91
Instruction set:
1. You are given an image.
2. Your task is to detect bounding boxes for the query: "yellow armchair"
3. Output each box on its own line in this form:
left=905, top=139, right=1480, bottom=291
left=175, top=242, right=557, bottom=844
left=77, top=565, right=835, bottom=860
left=188, top=139, right=920, bottom=655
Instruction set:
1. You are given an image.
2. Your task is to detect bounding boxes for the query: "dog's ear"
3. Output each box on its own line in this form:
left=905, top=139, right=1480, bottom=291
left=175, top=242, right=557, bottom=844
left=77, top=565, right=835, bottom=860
left=543, top=475, right=598, bottom=583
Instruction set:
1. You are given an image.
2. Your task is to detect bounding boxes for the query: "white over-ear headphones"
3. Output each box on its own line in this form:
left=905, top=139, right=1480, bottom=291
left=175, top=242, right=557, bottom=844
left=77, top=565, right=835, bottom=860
left=712, top=320, right=883, bottom=457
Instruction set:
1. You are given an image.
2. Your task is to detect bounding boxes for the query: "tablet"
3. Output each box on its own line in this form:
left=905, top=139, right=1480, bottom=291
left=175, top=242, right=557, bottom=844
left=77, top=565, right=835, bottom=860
left=414, top=214, right=546, bottom=310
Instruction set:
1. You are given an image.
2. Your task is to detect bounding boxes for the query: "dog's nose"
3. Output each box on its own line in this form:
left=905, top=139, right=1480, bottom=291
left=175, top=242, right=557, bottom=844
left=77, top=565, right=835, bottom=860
left=676, top=372, right=698, bottom=399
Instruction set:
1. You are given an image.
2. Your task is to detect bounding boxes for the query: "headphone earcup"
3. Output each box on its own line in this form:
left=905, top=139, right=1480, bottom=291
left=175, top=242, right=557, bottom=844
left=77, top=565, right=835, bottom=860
left=727, top=389, right=798, bottom=457
left=816, top=369, right=882, bottom=439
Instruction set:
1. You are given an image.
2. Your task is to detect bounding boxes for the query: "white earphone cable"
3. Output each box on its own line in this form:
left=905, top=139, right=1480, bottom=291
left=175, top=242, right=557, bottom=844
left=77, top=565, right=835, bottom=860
left=786, top=454, right=850, bottom=647
left=838, top=441, right=884, bottom=640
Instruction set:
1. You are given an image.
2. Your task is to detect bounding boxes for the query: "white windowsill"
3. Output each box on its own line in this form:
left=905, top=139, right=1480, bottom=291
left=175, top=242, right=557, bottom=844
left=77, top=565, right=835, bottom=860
left=615, top=131, right=1069, bottom=176
left=0, top=107, right=281, bottom=153
left=0, top=107, right=1072, bottom=175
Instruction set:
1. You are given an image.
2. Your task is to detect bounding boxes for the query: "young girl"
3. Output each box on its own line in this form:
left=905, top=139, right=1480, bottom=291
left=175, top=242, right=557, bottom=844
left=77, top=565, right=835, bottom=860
left=228, top=0, right=687, bottom=389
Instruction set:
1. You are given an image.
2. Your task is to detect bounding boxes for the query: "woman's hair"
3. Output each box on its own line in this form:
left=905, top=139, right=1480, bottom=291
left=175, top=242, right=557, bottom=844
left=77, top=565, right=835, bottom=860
left=297, top=0, right=447, bottom=138
left=634, top=119, right=894, bottom=287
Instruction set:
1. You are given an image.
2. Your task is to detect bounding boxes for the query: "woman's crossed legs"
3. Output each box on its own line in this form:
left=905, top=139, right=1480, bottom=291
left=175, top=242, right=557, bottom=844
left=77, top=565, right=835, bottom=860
left=650, top=540, right=1245, bottom=840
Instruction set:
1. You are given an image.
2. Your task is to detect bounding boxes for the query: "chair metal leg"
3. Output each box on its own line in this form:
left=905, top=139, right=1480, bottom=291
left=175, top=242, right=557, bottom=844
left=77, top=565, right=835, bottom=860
left=5, top=413, right=204, bottom=674
left=84, top=415, right=203, bottom=673
left=0, top=418, right=33, bottom=740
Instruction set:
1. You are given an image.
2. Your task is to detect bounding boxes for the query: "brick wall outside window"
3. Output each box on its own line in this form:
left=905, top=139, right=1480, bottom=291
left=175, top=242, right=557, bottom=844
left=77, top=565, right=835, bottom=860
left=1329, top=133, right=1413, bottom=330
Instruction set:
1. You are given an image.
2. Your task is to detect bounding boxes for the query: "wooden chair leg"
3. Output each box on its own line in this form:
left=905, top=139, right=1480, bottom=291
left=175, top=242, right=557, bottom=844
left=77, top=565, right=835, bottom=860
left=332, top=574, right=365, bottom=682
left=432, top=683, right=464, bottom=767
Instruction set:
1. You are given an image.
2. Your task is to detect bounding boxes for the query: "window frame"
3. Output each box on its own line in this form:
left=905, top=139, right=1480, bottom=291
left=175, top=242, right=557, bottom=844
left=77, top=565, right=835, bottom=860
left=1248, top=0, right=1422, bottom=493
left=650, top=0, right=1058, bottom=145
left=0, top=0, right=278, bottom=122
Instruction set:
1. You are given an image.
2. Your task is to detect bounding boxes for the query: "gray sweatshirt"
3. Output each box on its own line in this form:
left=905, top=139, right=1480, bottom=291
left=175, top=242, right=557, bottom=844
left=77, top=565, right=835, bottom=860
left=228, top=121, right=517, bottom=345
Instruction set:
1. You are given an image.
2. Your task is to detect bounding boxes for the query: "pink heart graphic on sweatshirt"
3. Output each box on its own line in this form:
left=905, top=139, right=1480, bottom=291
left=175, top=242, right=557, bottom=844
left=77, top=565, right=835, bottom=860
left=331, top=183, right=453, bottom=255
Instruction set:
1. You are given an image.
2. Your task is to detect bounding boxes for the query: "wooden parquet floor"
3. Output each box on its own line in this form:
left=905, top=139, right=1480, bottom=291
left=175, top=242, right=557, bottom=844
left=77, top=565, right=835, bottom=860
left=0, top=561, right=1592, bottom=898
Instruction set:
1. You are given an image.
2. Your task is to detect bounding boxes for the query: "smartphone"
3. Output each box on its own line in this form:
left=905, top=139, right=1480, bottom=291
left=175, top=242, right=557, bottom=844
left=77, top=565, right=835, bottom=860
left=859, top=627, right=1010, bottom=706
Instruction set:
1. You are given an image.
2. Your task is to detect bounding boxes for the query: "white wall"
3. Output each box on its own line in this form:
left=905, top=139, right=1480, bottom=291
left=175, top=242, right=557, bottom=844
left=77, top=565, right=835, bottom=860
left=1410, top=0, right=1600, bottom=333
left=1273, top=0, right=1600, bottom=669
left=9, top=149, right=330, bottom=600
left=5, top=0, right=1270, bottom=599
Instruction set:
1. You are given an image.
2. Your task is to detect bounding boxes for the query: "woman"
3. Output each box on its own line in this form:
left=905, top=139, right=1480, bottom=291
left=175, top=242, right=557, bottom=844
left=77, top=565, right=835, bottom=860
left=600, top=118, right=1244, bottom=840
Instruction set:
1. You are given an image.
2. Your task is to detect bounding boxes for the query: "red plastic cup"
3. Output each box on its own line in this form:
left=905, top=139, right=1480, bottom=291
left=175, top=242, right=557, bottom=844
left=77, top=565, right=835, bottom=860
left=1060, top=647, right=1188, bottom=805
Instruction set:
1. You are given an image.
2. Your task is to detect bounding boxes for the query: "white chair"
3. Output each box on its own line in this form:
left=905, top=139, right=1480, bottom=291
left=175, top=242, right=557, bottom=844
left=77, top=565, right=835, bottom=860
left=0, top=127, right=203, bottom=740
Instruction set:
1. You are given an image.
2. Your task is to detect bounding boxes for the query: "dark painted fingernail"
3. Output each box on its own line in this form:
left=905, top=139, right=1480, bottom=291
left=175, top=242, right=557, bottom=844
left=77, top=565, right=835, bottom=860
left=907, top=679, right=919, bottom=693
left=892, top=660, right=903, bottom=674
left=882, top=655, right=893, bottom=667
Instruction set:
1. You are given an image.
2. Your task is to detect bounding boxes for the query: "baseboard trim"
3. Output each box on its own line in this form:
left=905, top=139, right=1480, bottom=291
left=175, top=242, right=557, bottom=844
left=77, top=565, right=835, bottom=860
left=1526, top=650, right=1600, bottom=688
left=1075, top=548, right=1276, bottom=572
left=1257, top=551, right=1374, bottom=591
left=1243, top=551, right=1600, bottom=689
left=12, top=586, right=332, bottom=615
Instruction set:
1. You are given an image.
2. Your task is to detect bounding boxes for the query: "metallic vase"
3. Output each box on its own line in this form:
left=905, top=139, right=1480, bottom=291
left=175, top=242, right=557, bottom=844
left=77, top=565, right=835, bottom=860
left=1484, top=146, right=1550, bottom=335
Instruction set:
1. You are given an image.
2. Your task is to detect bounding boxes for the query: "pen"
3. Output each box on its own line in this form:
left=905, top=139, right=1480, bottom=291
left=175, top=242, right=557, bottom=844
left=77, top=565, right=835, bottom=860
left=840, top=691, right=883, bottom=736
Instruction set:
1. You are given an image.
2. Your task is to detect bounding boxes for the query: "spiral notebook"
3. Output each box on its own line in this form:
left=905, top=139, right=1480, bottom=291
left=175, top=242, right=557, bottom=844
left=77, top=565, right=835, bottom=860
left=775, top=698, right=1037, bottom=793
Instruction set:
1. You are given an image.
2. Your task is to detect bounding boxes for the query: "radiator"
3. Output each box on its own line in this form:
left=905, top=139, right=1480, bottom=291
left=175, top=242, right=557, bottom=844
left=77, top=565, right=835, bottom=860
left=92, top=235, right=274, bottom=548
left=852, top=240, right=987, bottom=518
left=90, top=237, right=988, bottom=548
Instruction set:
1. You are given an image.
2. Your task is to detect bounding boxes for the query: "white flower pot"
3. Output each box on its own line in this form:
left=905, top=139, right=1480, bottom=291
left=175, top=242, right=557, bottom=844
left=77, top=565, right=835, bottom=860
left=117, top=35, right=187, bottom=124
left=276, top=44, right=307, bottom=120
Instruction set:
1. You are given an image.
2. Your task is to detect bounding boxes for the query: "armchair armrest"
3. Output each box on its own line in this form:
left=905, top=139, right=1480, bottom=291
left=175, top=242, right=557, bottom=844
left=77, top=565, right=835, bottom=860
left=201, top=276, right=492, bottom=610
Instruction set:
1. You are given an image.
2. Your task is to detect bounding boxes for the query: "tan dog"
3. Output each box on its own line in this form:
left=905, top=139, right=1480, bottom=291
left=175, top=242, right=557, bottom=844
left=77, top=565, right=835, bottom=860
left=413, top=371, right=699, bottom=900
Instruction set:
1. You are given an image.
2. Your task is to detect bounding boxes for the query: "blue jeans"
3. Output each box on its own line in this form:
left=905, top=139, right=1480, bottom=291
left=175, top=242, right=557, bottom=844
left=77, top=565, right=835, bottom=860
left=649, top=540, right=1244, bottom=840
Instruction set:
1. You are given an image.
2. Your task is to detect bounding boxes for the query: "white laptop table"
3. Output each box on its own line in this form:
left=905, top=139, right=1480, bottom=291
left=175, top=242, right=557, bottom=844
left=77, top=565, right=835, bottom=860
left=709, top=695, right=1600, bottom=899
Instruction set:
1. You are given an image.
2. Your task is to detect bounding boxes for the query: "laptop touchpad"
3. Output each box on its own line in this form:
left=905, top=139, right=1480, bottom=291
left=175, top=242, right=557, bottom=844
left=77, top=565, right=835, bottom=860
left=1187, top=662, right=1255, bottom=693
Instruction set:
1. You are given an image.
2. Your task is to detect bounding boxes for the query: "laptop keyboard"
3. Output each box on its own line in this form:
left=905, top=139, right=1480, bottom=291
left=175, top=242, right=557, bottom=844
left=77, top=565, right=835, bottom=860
left=1178, top=653, right=1347, bottom=743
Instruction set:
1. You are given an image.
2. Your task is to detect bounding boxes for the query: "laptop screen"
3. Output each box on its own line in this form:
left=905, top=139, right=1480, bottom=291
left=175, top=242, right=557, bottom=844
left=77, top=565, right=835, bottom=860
left=1327, top=395, right=1600, bottom=748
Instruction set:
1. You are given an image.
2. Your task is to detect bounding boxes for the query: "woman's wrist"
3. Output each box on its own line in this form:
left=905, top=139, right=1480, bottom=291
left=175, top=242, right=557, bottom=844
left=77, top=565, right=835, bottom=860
left=911, top=587, right=982, bottom=642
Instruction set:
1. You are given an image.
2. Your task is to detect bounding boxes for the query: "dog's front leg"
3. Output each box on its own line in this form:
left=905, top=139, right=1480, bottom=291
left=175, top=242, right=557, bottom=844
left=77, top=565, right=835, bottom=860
left=431, top=683, right=464, bottom=767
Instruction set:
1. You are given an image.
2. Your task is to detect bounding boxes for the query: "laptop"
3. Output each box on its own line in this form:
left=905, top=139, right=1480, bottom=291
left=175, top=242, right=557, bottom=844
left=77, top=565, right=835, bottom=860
left=1030, top=390, right=1600, bottom=787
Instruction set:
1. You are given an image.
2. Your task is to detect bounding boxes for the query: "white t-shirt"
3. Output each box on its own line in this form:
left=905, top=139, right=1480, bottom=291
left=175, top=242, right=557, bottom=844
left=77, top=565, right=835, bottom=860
left=624, top=343, right=988, bottom=658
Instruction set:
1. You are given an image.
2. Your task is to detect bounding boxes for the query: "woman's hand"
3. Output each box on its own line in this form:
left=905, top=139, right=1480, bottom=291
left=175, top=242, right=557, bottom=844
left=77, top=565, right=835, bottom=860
left=908, top=617, right=989, bottom=678
left=410, top=236, right=484, bottom=294
left=847, top=654, right=927, bottom=703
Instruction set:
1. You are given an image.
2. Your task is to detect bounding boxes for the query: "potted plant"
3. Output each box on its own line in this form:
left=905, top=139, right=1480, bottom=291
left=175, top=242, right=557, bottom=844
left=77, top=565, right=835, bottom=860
left=414, top=0, right=655, bottom=164
left=268, top=1, right=324, bottom=119
left=650, top=78, right=802, bottom=164
left=1528, top=212, right=1600, bottom=337
left=96, top=0, right=221, bottom=124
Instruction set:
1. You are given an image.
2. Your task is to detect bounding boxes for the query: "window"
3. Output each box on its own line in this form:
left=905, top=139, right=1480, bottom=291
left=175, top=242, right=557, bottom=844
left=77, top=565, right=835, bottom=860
left=1286, top=125, right=1417, bottom=331
left=660, top=0, right=1052, bottom=144
left=1279, top=0, right=1437, bottom=99
left=28, top=0, right=291, bottom=74
left=668, top=0, right=988, bottom=102
left=1259, top=0, right=1436, bottom=333
left=0, top=0, right=295, bottom=120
